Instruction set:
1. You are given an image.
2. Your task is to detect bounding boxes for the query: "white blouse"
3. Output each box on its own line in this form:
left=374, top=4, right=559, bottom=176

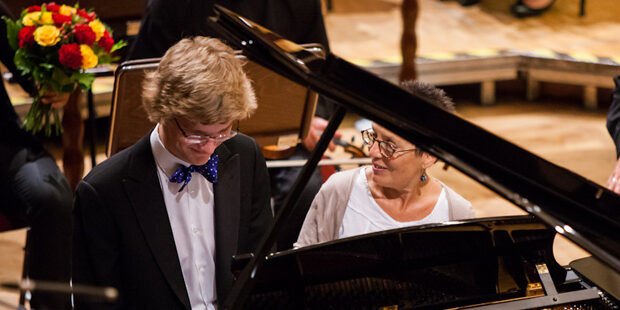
left=339, top=167, right=449, bottom=239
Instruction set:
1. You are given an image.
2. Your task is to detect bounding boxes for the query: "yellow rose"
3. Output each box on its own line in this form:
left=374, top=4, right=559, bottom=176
left=58, top=5, right=76, bottom=16
left=22, top=12, right=54, bottom=26
left=40, top=12, right=53, bottom=24
left=88, top=20, right=106, bottom=41
left=22, top=12, right=37, bottom=26
left=33, top=25, right=61, bottom=46
left=80, top=44, right=98, bottom=69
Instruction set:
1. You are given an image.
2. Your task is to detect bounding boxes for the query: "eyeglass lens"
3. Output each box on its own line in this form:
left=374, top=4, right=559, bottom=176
left=362, top=129, right=394, bottom=158
left=175, top=118, right=236, bottom=143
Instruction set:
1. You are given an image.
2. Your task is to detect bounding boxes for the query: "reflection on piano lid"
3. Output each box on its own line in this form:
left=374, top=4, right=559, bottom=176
left=208, top=5, right=620, bottom=310
left=232, top=216, right=619, bottom=309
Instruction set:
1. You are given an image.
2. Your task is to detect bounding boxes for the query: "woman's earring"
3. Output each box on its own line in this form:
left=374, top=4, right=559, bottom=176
left=420, top=173, right=427, bottom=182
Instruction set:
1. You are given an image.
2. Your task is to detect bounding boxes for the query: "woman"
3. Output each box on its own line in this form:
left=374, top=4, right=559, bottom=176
left=295, top=81, right=474, bottom=247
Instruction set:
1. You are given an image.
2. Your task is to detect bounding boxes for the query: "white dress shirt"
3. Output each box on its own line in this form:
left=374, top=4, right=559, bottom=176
left=150, top=125, right=217, bottom=310
left=339, top=167, right=449, bottom=239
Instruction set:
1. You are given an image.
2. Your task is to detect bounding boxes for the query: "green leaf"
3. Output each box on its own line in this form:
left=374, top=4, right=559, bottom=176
left=14, top=49, right=32, bottom=75
left=32, top=65, right=53, bottom=84
left=76, top=73, right=95, bottom=90
left=109, top=41, right=128, bottom=54
left=97, top=54, right=112, bottom=64
left=39, top=63, right=55, bottom=70
left=60, top=83, right=75, bottom=93
left=2, top=16, right=19, bottom=50
left=48, top=79, right=61, bottom=93
left=52, top=68, right=73, bottom=86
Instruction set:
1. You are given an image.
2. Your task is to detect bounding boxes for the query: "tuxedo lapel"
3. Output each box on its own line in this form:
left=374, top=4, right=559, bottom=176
left=213, top=143, right=240, bottom=300
left=123, top=134, right=191, bottom=310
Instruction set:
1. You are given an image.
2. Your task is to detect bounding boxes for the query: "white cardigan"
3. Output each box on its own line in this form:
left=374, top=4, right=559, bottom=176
left=295, top=166, right=475, bottom=248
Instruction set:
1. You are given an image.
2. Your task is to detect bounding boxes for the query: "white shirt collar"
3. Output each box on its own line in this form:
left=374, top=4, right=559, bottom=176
left=150, top=123, right=191, bottom=178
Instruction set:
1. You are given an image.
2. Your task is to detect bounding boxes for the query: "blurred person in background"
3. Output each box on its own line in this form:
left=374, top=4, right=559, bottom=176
left=0, top=1, right=72, bottom=308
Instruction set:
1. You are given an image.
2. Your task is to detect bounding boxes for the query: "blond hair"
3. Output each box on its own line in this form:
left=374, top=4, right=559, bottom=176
left=142, top=36, right=257, bottom=124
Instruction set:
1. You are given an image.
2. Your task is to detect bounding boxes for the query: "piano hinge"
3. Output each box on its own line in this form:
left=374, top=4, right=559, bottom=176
left=525, top=282, right=543, bottom=297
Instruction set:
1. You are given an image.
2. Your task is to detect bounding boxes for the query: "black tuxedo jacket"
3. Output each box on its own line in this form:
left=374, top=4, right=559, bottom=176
left=73, top=132, right=273, bottom=309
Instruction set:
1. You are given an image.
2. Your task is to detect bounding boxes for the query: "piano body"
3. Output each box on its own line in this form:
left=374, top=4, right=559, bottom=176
left=238, top=216, right=615, bottom=309
left=206, top=6, right=620, bottom=309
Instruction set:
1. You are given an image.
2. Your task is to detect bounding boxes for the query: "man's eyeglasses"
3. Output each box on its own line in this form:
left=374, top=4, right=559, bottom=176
left=174, top=118, right=237, bottom=144
left=361, top=128, right=416, bottom=158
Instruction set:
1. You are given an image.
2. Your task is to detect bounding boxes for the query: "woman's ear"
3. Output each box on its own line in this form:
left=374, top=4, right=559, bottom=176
left=421, top=152, right=437, bottom=169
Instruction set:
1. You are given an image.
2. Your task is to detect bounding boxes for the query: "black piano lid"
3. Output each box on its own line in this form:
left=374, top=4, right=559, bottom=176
left=208, top=4, right=620, bottom=305
left=235, top=215, right=567, bottom=308
left=256, top=215, right=564, bottom=285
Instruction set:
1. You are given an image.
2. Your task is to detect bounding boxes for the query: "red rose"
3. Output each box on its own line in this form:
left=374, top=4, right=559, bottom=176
left=26, top=5, right=41, bottom=12
left=73, top=24, right=96, bottom=45
left=76, top=9, right=96, bottom=22
left=18, top=26, right=37, bottom=48
left=52, top=13, right=71, bottom=26
left=58, top=43, right=82, bottom=69
left=98, top=31, right=114, bottom=52
left=45, top=3, right=60, bottom=13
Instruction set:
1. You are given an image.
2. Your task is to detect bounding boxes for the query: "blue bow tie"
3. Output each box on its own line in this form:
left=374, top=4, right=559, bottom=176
left=169, top=155, right=218, bottom=192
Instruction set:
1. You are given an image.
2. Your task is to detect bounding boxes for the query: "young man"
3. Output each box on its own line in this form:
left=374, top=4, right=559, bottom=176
left=72, top=37, right=273, bottom=309
left=127, top=0, right=336, bottom=250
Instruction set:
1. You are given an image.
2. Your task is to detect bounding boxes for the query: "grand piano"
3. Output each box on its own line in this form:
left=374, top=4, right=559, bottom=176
left=207, top=6, right=620, bottom=310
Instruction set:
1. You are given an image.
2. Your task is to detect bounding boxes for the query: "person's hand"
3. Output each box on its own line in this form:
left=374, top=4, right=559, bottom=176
left=302, top=117, right=342, bottom=152
left=41, top=90, right=70, bottom=108
left=606, top=157, right=620, bottom=194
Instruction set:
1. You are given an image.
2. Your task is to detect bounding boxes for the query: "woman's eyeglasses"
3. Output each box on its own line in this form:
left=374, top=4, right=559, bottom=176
left=361, top=128, right=415, bottom=158
left=174, top=118, right=237, bottom=144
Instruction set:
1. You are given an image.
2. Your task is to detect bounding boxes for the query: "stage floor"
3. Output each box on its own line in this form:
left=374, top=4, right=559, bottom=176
left=327, top=0, right=620, bottom=62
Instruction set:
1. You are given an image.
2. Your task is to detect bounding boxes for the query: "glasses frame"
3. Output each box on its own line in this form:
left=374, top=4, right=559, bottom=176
left=174, top=118, right=238, bottom=144
left=361, top=128, right=416, bottom=159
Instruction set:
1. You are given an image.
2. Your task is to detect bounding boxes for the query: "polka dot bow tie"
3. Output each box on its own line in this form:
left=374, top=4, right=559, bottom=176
left=169, top=155, right=218, bottom=192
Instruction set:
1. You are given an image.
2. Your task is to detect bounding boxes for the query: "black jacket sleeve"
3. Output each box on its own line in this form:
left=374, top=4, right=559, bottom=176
left=72, top=180, right=124, bottom=310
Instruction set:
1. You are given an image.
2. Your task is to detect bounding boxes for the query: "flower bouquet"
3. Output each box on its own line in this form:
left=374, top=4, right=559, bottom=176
left=3, top=2, right=126, bottom=135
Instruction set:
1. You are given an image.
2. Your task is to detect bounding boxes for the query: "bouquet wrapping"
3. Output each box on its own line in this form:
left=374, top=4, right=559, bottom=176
left=3, top=2, right=125, bottom=135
